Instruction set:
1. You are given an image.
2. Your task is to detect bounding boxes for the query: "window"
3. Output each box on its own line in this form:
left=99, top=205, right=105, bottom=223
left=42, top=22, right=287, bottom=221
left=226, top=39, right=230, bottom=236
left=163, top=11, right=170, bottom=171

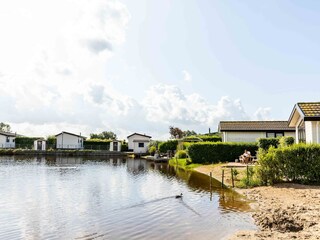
left=266, top=132, right=284, bottom=138
left=138, top=143, right=144, bottom=148
left=298, top=120, right=306, bottom=143
left=6, top=137, right=9, bottom=143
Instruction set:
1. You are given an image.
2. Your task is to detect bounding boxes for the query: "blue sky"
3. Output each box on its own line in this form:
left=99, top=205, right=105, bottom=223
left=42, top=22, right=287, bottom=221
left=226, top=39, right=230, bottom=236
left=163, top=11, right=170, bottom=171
left=0, top=0, right=320, bottom=139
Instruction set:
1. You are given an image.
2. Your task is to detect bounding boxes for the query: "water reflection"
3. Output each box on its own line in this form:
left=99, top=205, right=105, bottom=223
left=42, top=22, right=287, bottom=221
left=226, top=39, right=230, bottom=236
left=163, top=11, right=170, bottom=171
left=0, top=156, right=256, bottom=240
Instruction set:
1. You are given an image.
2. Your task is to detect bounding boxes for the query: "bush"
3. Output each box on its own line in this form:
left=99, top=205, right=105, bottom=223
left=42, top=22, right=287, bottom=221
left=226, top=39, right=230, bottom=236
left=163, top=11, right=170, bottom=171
left=175, top=150, right=188, bottom=159
left=149, top=146, right=156, bottom=156
left=15, top=136, right=40, bottom=149
left=197, top=135, right=222, bottom=142
left=258, top=138, right=280, bottom=150
left=187, top=142, right=258, bottom=164
left=158, top=140, right=178, bottom=153
left=121, top=141, right=128, bottom=152
left=279, top=136, right=295, bottom=148
left=257, top=144, right=320, bottom=185
left=83, top=139, right=111, bottom=150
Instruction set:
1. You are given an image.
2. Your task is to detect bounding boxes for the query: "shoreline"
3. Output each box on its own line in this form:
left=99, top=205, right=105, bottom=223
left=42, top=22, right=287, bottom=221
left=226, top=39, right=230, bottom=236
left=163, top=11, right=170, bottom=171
left=194, top=165, right=320, bottom=240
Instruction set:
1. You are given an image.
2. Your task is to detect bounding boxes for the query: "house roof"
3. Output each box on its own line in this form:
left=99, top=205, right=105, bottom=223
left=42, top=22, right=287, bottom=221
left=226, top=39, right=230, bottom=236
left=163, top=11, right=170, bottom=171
left=127, top=133, right=152, bottom=138
left=55, top=131, right=86, bottom=139
left=288, top=102, right=320, bottom=127
left=219, top=121, right=295, bottom=132
left=0, top=131, right=16, bottom=137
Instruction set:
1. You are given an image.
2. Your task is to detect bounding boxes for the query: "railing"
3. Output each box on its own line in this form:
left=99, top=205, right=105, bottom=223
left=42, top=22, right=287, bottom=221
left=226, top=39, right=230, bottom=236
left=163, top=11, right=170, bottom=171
left=56, top=144, right=83, bottom=149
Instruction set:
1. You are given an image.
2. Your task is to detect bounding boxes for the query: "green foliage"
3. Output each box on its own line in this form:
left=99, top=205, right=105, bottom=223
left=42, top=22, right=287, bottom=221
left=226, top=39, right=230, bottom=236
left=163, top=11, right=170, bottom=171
left=169, top=126, right=184, bottom=139
left=149, top=146, right=157, bottom=156
left=258, top=138, right=280, bottom=150
left=187, top=142, right=258, bottom=164
left=183, top=130, right=197, bottom=137
left=90, top=131, right=117, bottom=140
left=15, top=136, right=40, bottom=149
left=148, top=140, right=162, bottom=149
left=0, top=122, right=11, bottom=132
left=279, top=136, right=295, bottom=148
left=175, top=150, right=188, bottom=159
left=158, top=140, right=178, bottom=153
left=47, top=135, right=56, bottom=147
left=121, top=141, right=128, bottom=152
left=257, top=144, right=320, bottom=185
left=83, top=139, right=111, bottom=150
left=197, top=135, right=222, bottom=142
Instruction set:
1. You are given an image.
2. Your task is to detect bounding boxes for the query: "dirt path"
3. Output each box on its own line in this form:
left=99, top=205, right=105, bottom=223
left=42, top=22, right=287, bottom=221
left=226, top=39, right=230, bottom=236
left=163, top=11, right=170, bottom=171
left=194, top=165, right=320, bottom=239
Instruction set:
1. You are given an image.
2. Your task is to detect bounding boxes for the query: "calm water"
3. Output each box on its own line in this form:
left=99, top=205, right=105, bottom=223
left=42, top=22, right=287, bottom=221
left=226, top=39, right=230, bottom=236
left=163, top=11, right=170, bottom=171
left=0, top=156, right=256, bottom=240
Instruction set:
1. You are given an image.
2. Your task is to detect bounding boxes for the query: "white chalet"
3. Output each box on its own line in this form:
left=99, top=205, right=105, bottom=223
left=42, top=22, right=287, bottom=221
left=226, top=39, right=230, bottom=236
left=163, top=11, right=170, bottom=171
left=55, top=131, right=86, bottom=149
left=288, top=102, right=320, bottom=144
left=127, top=133, right=152, bottom=154
left=0, top=131, right=16, bottom=148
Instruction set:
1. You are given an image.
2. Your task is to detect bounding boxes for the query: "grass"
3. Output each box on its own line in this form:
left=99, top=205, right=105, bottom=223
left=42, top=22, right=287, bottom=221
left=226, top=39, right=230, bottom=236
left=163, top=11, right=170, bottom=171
left=169, top=158, right=202, bottom=170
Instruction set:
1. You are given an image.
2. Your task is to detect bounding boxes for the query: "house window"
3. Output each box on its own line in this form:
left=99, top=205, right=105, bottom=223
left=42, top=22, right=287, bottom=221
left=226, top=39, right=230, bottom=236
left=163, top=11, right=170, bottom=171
left=266, top=132, right=284, bottom=138
left=6, top=137, right=9, bottom=143
left=298, top=120, right=306, bottom=143
left=138, top=143, right=144, bottom=148
left=12, top=139, right=15, bottom=142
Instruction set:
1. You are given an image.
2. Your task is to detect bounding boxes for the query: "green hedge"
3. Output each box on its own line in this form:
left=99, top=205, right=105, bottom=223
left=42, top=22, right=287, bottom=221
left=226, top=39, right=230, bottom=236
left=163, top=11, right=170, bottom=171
left=187, top=142, right=258, bottom=164
left=159, top=140, right=178, bottom=153
left=257, top=144, right=320, bottom=185
left=197, top=135, right=222, bottom=142
left=175, top=150, right=188, bottom=158
left=83, top=139, right=111, bottom=150
left=258, top=136, right=295, bottom=150
left=15, top=136, right=40, bottom=149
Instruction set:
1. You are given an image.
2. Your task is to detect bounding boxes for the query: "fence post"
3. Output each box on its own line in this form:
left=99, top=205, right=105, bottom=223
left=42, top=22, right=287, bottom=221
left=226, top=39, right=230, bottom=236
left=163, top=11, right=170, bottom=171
left=231, top=168, right=234, bottom=188
left=246, top=165, right=249, bottom=187
left=209, top=172, right=212, bottom=190
left=221, top=169, right=224, bottom=188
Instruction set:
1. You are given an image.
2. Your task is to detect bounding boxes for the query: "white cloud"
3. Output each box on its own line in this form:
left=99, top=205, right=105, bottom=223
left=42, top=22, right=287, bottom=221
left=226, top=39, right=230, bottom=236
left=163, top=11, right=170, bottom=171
left=182, top=70, right=192, bottom=82
left=254, top=107, right=272, bottom=120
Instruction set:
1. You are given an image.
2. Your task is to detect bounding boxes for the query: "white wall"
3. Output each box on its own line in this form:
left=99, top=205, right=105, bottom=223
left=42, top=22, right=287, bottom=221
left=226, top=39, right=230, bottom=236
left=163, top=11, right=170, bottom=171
left=34, top=140, right=46, bottom=150
left=56, top=133, right=84, bottom=149
left=223, top=132, right=265, bottom=142
left=305, top=121, right=320, bottom=144
left=128, top=134, right=151, bottom=154
left=284, top=131, right=296, bottom=138
left=109, top=141, right=121, bottom=152
left=0, top=135, right=15, bottom=148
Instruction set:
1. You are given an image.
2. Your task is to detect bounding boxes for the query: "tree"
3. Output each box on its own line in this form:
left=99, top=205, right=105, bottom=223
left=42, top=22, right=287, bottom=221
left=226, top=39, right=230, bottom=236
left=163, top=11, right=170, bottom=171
left=90, top=131, right=117, bottom=140
left=169, top=126, right=184, bottom=139
left=183, top=130, right=197, bottom=137
left=0, top=122, right=11, bottom=132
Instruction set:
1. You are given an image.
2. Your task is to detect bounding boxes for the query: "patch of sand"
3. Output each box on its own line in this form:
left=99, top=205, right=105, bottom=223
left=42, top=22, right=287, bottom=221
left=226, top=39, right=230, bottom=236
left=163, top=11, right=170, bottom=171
left=195, top=165, right=320, bottom=240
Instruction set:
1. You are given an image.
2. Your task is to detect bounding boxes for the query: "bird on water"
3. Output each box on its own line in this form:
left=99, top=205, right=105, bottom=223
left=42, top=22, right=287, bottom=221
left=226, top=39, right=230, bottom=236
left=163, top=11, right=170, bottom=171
left=175, top=193, right=183, bottom=199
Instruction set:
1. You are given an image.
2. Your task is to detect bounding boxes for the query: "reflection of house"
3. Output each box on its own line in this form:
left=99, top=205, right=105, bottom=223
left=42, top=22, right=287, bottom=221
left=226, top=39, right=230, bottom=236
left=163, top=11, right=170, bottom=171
left=219, top=121, right=295, bottom=143
left=109, top=140, right=121, bottom=152
left=288, top=102, right=320, bottom=143
left=55, top=131, right=86, bottom=149
left=34, top=138, right=46, bottom=151
left=0, top=131, right=16, bottom=148
left=127, top=133, right=151, bottom=154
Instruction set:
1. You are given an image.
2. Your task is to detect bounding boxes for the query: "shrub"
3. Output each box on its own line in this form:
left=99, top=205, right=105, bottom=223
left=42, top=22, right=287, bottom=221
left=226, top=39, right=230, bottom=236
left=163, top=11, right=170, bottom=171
left=15, top=136, right=40, bottom=149
left=149, top=146, right=156, bottom=156
left=187, top=142, right=258, bottom=164
left=257, top=144, right=320, bottom=185
left=158, top=140, right=178, bottom=153
left=279, top=136, right=295, bottom=148
left=197, top=135, right=222, bottom=142
left=121, top=141, right=128, bottom=152
left=258, top=138, right=280, bottom=150
left=83, top=139, right=111, bottom=150
left=175, top=150, right=188, bottom=159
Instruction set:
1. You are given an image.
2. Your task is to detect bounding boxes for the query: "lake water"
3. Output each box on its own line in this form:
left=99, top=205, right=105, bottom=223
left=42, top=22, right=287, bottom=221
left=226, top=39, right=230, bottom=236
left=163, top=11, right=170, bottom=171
left=0, top=156, right=256, bottom=240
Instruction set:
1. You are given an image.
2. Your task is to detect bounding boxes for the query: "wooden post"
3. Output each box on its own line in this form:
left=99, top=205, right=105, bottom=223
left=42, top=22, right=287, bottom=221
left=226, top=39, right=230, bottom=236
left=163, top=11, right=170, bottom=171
left=210, top=172, right=212, bottom=189
left=221, top=169, right=224, bottom=188
left=231, top=168, right=234, bottom=188
left=246, top=165, right=249, bottom=187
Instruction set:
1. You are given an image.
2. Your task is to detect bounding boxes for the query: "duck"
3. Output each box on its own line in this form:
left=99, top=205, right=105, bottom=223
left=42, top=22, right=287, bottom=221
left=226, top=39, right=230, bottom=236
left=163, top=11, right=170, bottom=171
left=175, top=193, right=183, bottom=199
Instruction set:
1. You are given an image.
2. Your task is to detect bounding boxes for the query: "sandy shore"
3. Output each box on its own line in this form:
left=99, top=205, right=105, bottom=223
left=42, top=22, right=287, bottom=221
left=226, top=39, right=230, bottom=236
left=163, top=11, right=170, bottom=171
left=195, top=165, right=320, bottom=240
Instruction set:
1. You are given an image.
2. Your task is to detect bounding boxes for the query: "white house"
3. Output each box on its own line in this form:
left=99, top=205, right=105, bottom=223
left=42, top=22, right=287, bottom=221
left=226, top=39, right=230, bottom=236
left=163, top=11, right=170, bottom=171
left=0, top=131, right=16, bottom=148
left=55, top=131, right=86, bottom=149
left=34, top=138, right=46, bottom=151
left=109, top=140, right=122, bottom=152
left=288, top=102, right=320, bottom=144
left=218, top=121, right=295, bottom=142
left=127, top=133, right=152, bottom=154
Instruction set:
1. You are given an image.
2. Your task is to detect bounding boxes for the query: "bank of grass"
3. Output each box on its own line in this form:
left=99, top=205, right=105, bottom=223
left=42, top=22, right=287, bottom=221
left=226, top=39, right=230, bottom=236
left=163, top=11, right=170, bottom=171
left=169, top=158, right=202, bottom=170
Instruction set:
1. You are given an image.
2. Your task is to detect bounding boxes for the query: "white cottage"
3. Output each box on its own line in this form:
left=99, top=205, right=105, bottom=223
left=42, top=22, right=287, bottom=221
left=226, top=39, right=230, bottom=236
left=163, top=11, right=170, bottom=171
left=109, top=140, right=122, bottom=152
left=127, top=133, right=151, bottom=154
left=0, top=131, right=16, bottom=148
left=288, top=102, right=320, bottom=144
left=34, top=138, right=46, bottom=151
left=55, top=131, right=86, bottom=149
left=219, top=121, right=295, bottom=143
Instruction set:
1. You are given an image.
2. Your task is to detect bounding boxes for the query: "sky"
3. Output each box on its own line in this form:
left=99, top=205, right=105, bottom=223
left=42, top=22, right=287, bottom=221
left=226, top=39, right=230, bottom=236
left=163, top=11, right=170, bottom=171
left=1, top=0, right=320, bottom=140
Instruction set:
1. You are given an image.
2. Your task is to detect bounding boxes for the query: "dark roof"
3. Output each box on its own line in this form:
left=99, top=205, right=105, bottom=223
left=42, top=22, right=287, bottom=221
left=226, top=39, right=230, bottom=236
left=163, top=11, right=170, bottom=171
left=127, top=133, right=152, bottom=138
left=0, top=131, right=16, bottom=137
left=297, top=102, right=320, bottom=118
left=219, top=121, right=295, bottom=132
left=55, top=131, right=86, bottom=139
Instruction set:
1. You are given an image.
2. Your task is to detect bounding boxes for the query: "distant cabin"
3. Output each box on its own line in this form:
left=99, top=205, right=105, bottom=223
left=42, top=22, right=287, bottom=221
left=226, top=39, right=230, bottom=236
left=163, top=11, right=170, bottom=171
left=218, top=121, right=295, bottom=143
left=288, top=102, right=320, bottom=144
left=55, top=131, right=86, bottom=149
left=0, top=131, right=16, bottom=148
left=34, top=138, right=46, bottom=151
left=127, top=133, right=152, bottom=154
left=110, top=140, right=121, bottom=152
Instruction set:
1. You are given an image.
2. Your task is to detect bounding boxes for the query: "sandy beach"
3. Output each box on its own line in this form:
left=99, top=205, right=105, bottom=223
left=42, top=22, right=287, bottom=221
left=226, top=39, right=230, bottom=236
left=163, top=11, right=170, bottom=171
left=195, top=165, right=320, bottom=240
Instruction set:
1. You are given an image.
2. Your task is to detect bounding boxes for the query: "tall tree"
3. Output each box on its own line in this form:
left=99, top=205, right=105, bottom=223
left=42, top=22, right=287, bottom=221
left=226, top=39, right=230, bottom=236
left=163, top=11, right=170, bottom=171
left=90, top=131, right=117, bottom=140
left=183, top=130, right=197, bottom=137
left=0, top=122, right=11, bottom=132
left=169, top=126, right=184, bottom=139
